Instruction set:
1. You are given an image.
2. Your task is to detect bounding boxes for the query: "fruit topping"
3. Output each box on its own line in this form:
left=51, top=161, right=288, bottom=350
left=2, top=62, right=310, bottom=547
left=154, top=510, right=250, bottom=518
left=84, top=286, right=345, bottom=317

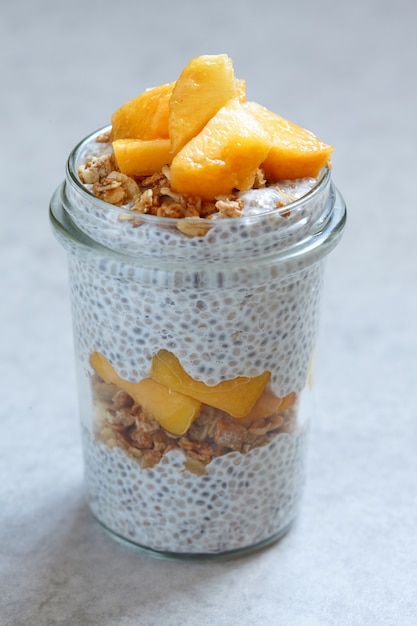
left=111, top=81, right=174, bottom=141
left=168, top=53, right=243, bottom=154
left=103, top=53, right=333, bottom=201
left=169, top=99, right=272, bottom=200
left=244, top=101, right=334, bottom=179
left=112, top=138, right=173, bottom=177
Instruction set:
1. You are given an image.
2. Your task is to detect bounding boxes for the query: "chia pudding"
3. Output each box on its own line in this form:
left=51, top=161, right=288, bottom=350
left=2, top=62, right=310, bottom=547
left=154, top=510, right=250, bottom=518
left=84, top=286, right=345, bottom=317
left=50, top=54, right=346, bottom=558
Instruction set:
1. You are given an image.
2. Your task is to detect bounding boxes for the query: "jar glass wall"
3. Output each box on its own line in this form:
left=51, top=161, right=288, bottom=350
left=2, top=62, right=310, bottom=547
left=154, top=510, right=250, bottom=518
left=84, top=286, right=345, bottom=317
left=50, top=127, right=346, bottom=559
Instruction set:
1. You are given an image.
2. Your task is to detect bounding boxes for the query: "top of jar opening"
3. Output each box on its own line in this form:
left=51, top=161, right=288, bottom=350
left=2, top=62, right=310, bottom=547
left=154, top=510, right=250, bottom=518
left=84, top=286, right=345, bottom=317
left=57, top=126, right=345, bottom=267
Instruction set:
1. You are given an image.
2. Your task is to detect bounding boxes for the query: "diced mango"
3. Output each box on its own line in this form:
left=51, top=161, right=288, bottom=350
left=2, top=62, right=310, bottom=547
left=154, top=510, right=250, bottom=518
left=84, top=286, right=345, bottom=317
left=134, top=378, right=202, bottom=435
left=240, top=389, right=298, bottom=426
left=150, top=349, right=270, bottom=418
left=170, top=99, right=271, bottom=200
left=168, top=54, right=241, bottom=155
left=111, top=82, right=175, bottom=141
left=89, top=352, right=201, bottom=435
left=244, top=101, right=333, bottom=180
left=90, top=351, right=137, bottom=395
left=278, top=391, right=297, bottom=412
left=244, top=389, right=287, bottom=421
left=113, top=138, right=173, bottom=177
left=235, top=78, right=247, bottom=103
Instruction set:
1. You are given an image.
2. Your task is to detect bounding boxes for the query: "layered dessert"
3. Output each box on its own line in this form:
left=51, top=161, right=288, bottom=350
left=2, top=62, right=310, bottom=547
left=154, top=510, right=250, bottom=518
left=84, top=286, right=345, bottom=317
left=57, top=54, right=337, bottom=556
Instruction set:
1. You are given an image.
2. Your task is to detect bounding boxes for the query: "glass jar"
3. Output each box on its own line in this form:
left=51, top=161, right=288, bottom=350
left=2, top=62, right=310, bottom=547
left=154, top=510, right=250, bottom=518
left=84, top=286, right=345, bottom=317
left=50, top=126, right=346, bottom=560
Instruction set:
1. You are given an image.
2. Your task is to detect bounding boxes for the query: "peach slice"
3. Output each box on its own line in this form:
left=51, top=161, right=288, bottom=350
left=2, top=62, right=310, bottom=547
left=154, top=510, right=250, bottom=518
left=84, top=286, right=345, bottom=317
left=278, top=391, right=298, bottom=413
left=244, top=101, right=333, bottom=180
left=240, top=389, right=298, bottom=426
left=168, top=54, right=241, bottom=155
left=111, top=81, right=175, bottom=141
left=90, top=352, right=201, bottom=435
left=170, top=99, right=271, bottom=200
left=150, top=349, right=271, bottom=418
left=249, top=389, right=284, bottom=420
left=113, top=138, right=173, bottom=177
left=235, top=78, right=247, bottom=103
left=135, top=379, right=202, bottom=435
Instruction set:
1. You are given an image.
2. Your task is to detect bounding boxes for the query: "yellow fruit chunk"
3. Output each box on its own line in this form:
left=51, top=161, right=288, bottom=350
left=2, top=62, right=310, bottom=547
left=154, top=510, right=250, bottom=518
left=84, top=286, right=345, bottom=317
left=150, top=350, right=271, bottom=418
left=278, top=391, right=298, bottom=412
left=235, top=78, right=247, bottom=103
left=113, top=138, right=173, bottom=177
left=251, top=389, right=283, bottom=419
left=170, top=99, right=271, bottom=200
left=111, top=82, right=175, bottom=141
left=240, top=390, right=298, bottom=426
left=90, top=352, right=201, bottom=435
left=244, top=101, right=333, bottom=180
left=169, top=54, right=241, bottom=155
left=135, top=379, right=201, bottom=435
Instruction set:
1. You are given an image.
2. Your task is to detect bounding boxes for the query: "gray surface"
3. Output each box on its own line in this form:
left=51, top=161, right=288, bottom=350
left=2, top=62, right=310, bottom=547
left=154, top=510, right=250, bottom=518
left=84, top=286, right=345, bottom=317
left=1, top=0, right=416, bottom=624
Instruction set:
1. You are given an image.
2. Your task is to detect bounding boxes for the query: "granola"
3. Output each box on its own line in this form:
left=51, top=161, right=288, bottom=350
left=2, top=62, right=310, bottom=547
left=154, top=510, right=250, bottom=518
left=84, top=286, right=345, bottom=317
left=78, top=149, right=262, bottom=220
left=91, top=373, right=297, bottom=473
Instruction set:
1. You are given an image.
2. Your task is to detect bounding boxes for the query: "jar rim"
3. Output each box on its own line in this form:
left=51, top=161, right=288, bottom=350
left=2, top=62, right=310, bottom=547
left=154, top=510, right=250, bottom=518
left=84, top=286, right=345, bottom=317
left=67, top=124, right=330, bottom=225
left=51, top=125, right=346, bottom=271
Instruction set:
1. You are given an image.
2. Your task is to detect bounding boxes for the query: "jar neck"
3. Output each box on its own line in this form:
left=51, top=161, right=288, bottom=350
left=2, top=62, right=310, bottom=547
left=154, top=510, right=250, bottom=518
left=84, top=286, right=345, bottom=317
left=50, top=126, right=346, bottom=272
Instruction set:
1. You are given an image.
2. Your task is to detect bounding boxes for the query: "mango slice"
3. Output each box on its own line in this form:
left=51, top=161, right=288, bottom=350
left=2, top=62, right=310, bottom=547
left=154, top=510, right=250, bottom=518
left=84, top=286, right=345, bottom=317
left=244, top=389, right=297, bottom=421
left=169, top=54, right=241, bottom=155
left=150, top=350, right=271, bottom=418
left=113, top=138, right=173, bottom=177
left=244, top=101, right=333, bottom=180
left=134, top=379, right=202, bottom=435
left=111, top=82, right=175, bottom=141
left=90, top=352, right=201, bottom=435
left=235, top=78, right=247, bottom=103
left=238, top=390, right=298, bottom=428
left=170, top=99, right=271, bottom=200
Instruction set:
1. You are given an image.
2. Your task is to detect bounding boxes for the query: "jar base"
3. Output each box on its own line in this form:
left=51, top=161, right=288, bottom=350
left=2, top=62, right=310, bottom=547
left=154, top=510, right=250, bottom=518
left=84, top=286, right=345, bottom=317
left=91, top=510, right=297, bottom=562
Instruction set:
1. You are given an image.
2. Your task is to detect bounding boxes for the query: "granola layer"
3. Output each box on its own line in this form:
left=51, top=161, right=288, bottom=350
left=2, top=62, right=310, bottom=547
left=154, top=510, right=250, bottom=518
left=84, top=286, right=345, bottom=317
left=91, top=372, right=298, bottom=472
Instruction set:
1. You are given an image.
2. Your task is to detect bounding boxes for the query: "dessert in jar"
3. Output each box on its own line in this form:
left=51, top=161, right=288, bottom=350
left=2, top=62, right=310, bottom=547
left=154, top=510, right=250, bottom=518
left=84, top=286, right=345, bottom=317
left=50, top=54, right=346, bottom=559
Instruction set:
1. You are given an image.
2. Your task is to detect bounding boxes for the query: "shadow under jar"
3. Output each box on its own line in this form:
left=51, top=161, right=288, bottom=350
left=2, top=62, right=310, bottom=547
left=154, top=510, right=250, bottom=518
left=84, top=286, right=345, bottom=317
left=50, top=126, right=346, bottom=560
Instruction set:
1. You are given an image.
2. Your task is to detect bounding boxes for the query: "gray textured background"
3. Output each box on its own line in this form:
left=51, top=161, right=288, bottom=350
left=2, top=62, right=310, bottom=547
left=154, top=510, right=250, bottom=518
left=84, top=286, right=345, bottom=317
left=1, top=0, right=416, bottom=624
